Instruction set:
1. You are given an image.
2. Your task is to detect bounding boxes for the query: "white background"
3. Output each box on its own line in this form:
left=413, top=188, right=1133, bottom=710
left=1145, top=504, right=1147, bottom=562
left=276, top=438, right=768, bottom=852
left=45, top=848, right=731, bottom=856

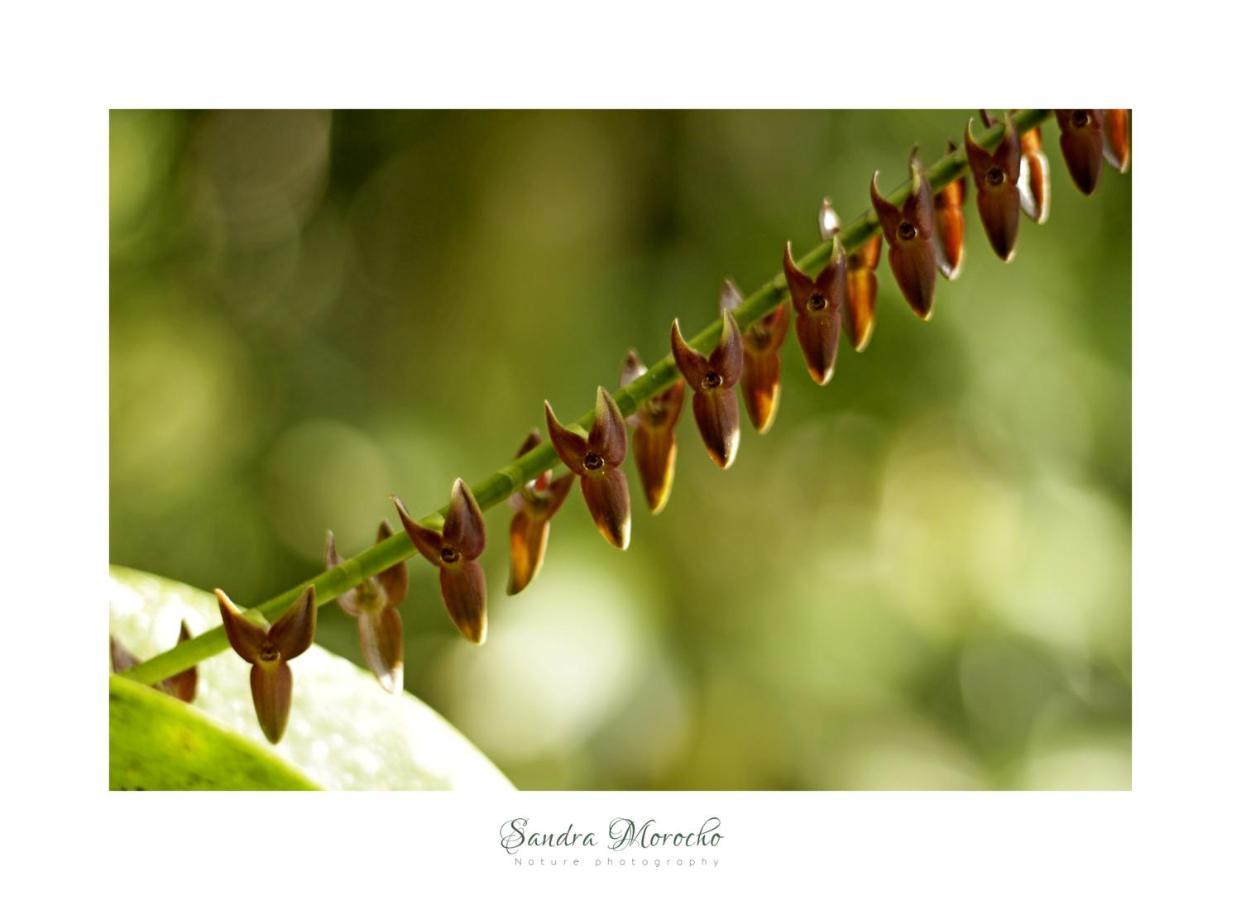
left=2, top=1, right=1238, bottom=897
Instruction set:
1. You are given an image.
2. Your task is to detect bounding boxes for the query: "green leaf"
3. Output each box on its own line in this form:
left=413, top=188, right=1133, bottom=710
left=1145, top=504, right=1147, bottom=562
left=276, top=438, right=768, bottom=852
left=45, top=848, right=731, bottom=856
left=110, top=674, right=319, bottom=790
left=109, top=566, right=513, bottom=791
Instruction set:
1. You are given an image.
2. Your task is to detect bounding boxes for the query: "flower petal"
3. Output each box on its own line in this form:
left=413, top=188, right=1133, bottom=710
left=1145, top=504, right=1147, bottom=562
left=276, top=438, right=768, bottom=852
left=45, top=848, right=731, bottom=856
left=691, top=388, right=740, bottom=469
left=934, top=142, right=966, bottom=280
left=794, top=296, right=843, bottom=386
left=215, top=588, right=267, bottom=664
left=110, top=636, right=139, bottom=674
left=250, top=659, right=293, bottom=744
left=845, top=263, right=878, bottom=352
left=1017, top=134, right=1052, bottom=224
left=670, top=319, right=711, bottom=388
left=162, top=621, right=198, bottom=703
left=358, top=605, right=404, bottom=693
left=374, top=520, right=408, bottom=607
left=905, top=148, right=936, bottom=239
left=641, top=379, right=686, bottom=431
left=515, top=428, right=543, bottom=458
left=888, top=238, right=938, bottom=320
left=712, top=311, right=744, bottom=388
left=1103, top=109, right=1130, bottom=173
left=542, top=471, right=575, bottom=518
left=440, top=561, right=488, bottom=644
left=590, top=387, right=628, bottom=467
left=581, top=466, right=632, bottom=549
left=782, top=242, right=818, bottom=315
left=1055, top=109, right=1104, bottom=195
left=619, top=349, right=647, bottom=388
left=544, top=401, right=590, bottom=475
left=634, top=420, right=678, bottom=513
left=718, top=278, right=745, bottom=313
left=507, top=507, right=552, bottom=595
left=869, top=172, right=902, bottom=242
left=444, top=478, right=486, bottom=561
left=740, top=346, right=781, bottom=433
left=392, top=494, right=445, bottom=564
left=269, top=585, right=317, bottom=661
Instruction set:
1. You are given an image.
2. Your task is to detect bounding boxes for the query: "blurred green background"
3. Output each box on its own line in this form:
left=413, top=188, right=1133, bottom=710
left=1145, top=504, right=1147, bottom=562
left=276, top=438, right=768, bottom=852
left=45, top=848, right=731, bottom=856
left=110, top=110, right=1131, bottom=790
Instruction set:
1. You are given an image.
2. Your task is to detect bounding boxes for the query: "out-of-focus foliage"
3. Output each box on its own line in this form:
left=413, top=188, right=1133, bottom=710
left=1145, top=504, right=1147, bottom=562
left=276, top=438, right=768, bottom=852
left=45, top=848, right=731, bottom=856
left=110, top=110, right=1131, bottom=789
left=109, top=567, right=512, bottom=790
left=110, top=674, right=319, bottom=790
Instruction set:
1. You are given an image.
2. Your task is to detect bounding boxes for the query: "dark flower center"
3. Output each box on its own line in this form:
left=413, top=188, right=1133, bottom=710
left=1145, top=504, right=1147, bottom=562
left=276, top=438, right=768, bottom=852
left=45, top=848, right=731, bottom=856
left=259, top=643, right=279, bottom=663
left=898, top=221, right=917, bottom=240
left=808, top=292, right=827, bottom=312
left=583, top=451, right=604, bottom=470
left=986, top=166, right=1005, bottom=186
left=440, top=546, right=461, bottom=564
left=1071, top=110, right=1090, bottom=128
left=702, top=371, right=723, bottom=390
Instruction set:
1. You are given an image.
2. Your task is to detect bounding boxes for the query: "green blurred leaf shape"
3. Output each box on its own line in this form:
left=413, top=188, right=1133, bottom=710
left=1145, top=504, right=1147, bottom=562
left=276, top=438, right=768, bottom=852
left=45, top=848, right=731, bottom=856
left=109, top=566, right=513, bottom=791
left=110, top=674, right=320, bottom=790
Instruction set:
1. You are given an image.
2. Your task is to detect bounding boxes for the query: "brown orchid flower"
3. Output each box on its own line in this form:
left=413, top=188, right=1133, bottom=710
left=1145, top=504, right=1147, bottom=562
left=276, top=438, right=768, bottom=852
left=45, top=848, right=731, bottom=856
left=1103, top=109, right=1130, bottom=173
left=1055, top=109, right=1104, bottom=195
left=506, top=430, right=575, bottom=593
left=845, top=233, right=881, bottom=352
left=965, top=115, right=1021, bottom=262
left=326, top=522, right=408, bottom=692
left=871, top=148, right=938, bottom=319
left=1017, top=123, right=1052, bottom=224
left=620, top=351, right=685, bottom=513
left=670, top=311, right=743, bottom=469
left=109, top=621, right=198, bottom=703
left=719, top=278, right=789, bottom=434
left=216, top=586, right=317, bottom=744
left=393, top=480, right=488, bottom=644
left=545, top=387, right=632, bottom=549
left=782, top=239, right=845, bottom=386
left=934, top=141, right=967, bottom=279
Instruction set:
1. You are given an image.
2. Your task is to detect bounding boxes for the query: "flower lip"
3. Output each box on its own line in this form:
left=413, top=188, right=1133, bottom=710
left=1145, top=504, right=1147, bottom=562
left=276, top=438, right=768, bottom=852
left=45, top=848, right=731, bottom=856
left=1071, top=109, right=1090, bottom=128
left=986, top=166, right=1005, bottom=186
left=702, top=371, right=723, bottom=390
left=898, top=221, right=917, bottom=240
left=808, top=292, right=826, bottom=311
left=583, top=451, right=604, bottom=470
left=440, top=545, right=460, bottom=564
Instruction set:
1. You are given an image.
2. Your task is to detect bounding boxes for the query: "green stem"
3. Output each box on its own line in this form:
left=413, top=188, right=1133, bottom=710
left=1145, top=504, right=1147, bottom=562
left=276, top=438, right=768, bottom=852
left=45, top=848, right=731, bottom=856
left=122, top=110, right=1052, bottom=686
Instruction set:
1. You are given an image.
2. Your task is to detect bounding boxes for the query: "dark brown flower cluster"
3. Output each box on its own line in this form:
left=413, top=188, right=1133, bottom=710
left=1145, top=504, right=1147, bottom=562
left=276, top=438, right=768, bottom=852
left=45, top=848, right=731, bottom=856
left=202, top=109, right=1128, bottom=744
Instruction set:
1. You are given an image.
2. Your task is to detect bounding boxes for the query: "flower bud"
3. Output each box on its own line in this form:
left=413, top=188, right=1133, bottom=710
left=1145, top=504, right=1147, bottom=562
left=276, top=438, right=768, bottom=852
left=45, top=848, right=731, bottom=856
left=965, top=115, right=1021, bottom=262
left=671, top=311, right=743, bottom=469
left=620, top=351, right=686, bottom=512
left=216, top=586, right=317, bottom=743
left=782, top=240, right=844, bottom=386
left=818, top=196, right=842, bottom=240
left=934, top=141, right=967, bottom=279
left=507, top=430, right=575, bottom=593
left=845, top=233, right=881, bottom=352
left=393, top=480, right=488, bottom=643
left=545, top=387, right=632, bottom=549
left=325, top=523, right=408, bottom=692
left=1017, top=124, right=1052, bottom=224
left=720, top=278, right=789, bottom=433
left=1055, top=109, right=1104, bottom=195
left=110, top=624, right=198, bottom=703
left=871, top=148, right=938, bottom=319
left=1103, top=109, right=1130, bottom=173
left=163, top=621, right=199, bottom=703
